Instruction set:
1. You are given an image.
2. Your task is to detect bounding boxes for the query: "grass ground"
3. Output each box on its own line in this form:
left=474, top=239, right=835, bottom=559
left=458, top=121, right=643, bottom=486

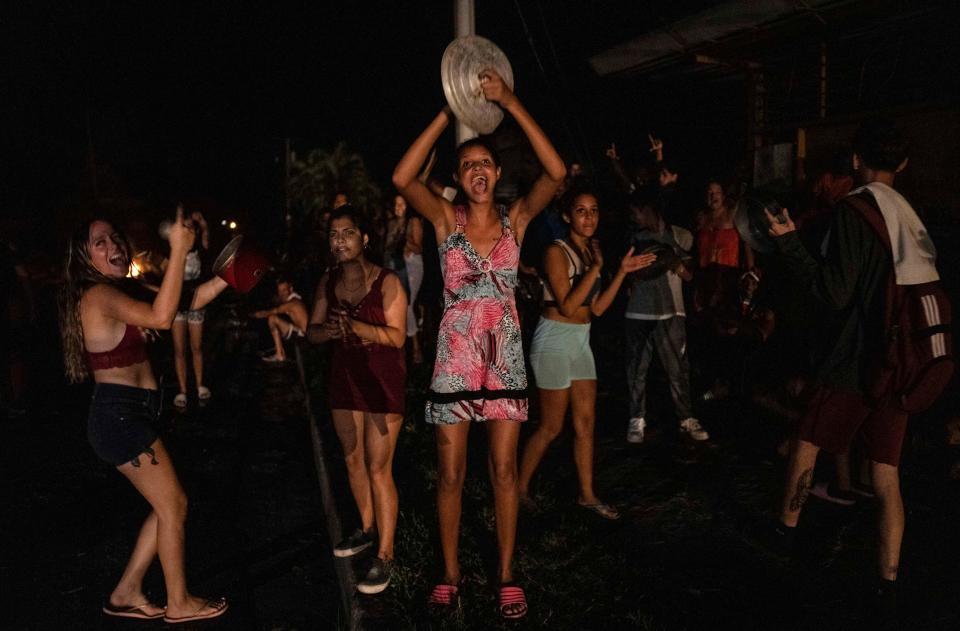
left=304, top=342, right=960, bottom=631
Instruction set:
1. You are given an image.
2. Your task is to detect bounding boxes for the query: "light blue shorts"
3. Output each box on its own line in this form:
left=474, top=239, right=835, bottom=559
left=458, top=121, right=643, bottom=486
left=529, top=317, right=596, bottom=390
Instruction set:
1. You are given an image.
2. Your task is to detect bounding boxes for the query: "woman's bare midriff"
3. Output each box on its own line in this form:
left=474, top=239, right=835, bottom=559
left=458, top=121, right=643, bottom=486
left=92, top=361, right=158, bottom=390
left=541, top=305, right=591, bottom=325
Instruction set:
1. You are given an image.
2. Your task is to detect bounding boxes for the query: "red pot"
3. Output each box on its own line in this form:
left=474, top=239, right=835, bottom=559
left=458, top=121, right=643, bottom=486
left=212, top=235, right=269, bottom=293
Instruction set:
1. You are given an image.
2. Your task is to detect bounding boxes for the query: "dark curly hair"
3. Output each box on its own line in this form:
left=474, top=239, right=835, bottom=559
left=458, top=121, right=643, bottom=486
left=559, top=181, right=601, bottom=220
left=852, top=118, right=908, bottom=172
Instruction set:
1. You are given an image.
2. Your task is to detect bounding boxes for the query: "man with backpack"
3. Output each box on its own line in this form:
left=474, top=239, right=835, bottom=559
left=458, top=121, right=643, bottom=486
left=762, top=119, right=950, bottom=623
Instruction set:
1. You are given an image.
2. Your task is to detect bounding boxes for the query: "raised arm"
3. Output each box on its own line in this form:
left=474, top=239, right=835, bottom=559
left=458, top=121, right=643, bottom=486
left=605, top=142, right=634, bottom=194
left=480, top=72, right=565, bottom=240
left=766, top=206, right=864, bottom=311
left=94, top=206, right=195, bottom=330
left=392, top=109, right=456, bottom=238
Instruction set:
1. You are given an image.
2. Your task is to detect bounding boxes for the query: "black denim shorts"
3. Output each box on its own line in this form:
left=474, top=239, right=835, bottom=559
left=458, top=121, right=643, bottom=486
left=87, top=383, right=161, bottom=466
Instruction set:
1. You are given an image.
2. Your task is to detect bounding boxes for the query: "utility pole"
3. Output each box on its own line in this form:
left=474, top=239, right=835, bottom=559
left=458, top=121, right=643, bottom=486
left=454, top=0, right=476, bottom=144
left=85, top=109, right=99, bottom=201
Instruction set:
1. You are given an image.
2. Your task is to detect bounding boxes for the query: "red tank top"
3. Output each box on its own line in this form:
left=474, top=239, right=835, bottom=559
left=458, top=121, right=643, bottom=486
left=697, top=226, right=741, bottom=268
left=86, top=323, right=148, bottom=370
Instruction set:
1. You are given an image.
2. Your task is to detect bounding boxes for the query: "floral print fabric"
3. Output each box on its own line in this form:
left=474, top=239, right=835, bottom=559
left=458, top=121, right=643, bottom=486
left=425, top=206, right=528, bottom=424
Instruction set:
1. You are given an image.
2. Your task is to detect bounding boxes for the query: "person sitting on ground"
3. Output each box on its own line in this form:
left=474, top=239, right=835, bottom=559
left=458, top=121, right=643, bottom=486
left=624, top=184, right=708, bottom=443
left=518, top=183, right=657, bottom=519
left=58, top=207, right=229, bottom=623
left=252, top=276, right=309, bottom=363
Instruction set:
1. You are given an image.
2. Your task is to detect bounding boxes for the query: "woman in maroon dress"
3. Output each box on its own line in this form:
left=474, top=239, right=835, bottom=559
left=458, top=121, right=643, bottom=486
left=308, top=205, right=407, bottom=595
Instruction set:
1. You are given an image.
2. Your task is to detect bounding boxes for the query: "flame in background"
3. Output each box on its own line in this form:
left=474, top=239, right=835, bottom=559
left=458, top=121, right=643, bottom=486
left=127, top=254, right=145, bottom=278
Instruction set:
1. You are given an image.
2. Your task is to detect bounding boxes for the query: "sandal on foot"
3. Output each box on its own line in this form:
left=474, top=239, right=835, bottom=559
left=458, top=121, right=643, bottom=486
left=578, top=501, right=621, bottom=520
left=163, top=596, right=228, bottom=624
left=173, top=393, right=188, bottom=409
left=499, top=583, right=528, bottom=620
left=428, top=582, right=460, bottom=610
left=197, top=385, right=212, bottom=401
left=102, top=601, right=165, bottom=620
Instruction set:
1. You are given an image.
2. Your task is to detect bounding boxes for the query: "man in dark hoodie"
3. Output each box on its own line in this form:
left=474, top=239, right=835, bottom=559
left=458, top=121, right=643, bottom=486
left=765, top=119, right=940, bottom=624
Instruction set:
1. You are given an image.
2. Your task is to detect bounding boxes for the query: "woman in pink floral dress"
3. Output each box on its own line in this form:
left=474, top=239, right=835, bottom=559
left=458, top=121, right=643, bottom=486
left=393, top=70, right=565, bottom=620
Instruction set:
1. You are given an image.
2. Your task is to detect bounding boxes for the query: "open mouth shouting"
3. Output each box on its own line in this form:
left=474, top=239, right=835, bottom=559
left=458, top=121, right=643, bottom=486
left=471, top=174, right=488, bottom=195
left=108, top=251, right=128, bottom=269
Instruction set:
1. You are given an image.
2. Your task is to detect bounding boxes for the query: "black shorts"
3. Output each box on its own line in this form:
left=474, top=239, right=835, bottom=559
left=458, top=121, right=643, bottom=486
left=87, top=383, right=161, bottom=466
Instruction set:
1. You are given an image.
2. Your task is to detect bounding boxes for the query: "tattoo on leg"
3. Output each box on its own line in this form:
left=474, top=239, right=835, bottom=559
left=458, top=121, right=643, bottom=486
left=789, top=467, right=814, bottom=512
left=129, top=447, right=160, bottom=468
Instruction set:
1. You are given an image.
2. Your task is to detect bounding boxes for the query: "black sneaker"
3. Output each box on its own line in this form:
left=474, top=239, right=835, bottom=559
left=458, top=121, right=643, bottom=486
left=869, top=579, right=899, bottom=631
left=748, top=518, right=796, bottom=562
left=333, top=529, right=376, bottom=558
left=357, top=557, right=393, bottom=595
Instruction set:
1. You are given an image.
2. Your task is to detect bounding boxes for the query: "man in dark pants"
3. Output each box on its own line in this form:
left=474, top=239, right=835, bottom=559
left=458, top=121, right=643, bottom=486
left=765, top=119, right=940, bottom=626
left=623, top=186, right=707, bottom=444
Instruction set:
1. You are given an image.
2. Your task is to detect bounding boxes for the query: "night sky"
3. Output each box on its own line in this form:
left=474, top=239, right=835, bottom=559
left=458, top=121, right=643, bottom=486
left=6, top=1, right=764, bottom=249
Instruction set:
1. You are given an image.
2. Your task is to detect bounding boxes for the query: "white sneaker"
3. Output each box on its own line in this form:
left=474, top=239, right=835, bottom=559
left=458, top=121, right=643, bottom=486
left=679, top=417, right=709, bottom=441
left=627, top=417, right=646, bottom=443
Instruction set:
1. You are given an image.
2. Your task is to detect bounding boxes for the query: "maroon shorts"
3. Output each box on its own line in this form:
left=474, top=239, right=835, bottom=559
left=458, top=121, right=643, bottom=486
left=798, top=385, right=908, bottom=466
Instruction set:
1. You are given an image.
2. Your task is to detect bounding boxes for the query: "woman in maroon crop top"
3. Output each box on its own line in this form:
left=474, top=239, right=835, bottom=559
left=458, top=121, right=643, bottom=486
left=58, top=207, right=230, bottom=623
left=307, top=205, right=407, bottom=595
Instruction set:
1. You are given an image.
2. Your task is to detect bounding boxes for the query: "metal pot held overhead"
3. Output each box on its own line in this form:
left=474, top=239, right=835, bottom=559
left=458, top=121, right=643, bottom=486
left=733, top=192, right=788, bottom=254
left=440, top=35, right=514, bottom=135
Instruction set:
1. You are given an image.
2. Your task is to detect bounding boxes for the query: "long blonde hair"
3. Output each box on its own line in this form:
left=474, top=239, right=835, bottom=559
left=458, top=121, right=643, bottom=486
left=58, top=218, right=131, bottom=383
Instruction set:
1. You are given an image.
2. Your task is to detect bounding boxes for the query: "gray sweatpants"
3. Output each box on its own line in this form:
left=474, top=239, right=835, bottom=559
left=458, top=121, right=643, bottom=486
left=624, top=316, right=693, bottom=421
